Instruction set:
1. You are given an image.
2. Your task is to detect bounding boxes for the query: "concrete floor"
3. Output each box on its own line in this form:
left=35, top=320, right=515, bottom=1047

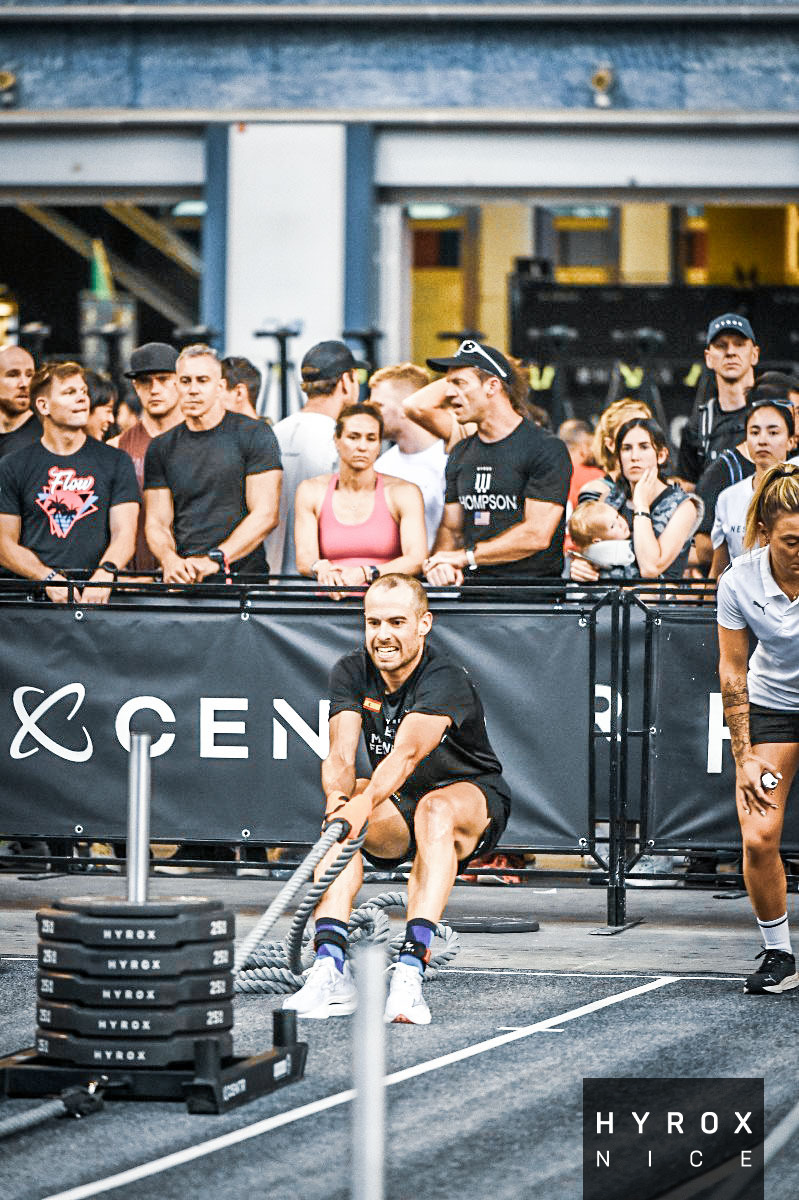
left=1, top=870, right=795, bottom=1200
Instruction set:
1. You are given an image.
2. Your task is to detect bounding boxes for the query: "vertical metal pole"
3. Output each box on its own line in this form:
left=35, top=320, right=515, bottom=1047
left=352, top=944, right=385, bottom=1200
left=606, top=589, right=625, bottom=927
left=278, top=331, right=290, bottom=422
left=127, top=732, right=151, bottom=905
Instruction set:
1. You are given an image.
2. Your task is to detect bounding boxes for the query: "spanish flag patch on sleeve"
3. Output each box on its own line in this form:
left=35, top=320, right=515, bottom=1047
left=363, top=696, right=382, bottom=713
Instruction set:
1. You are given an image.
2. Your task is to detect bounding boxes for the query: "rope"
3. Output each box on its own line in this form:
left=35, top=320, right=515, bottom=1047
left=0, top=1098, right=68, bottom=1139
left=233, top=829, right=459, bottom=994
left=233, top=820, right=353, bottom=974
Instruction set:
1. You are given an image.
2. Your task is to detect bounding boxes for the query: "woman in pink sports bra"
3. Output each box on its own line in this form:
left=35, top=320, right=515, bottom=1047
left=294, top=403, right=427, bottom=595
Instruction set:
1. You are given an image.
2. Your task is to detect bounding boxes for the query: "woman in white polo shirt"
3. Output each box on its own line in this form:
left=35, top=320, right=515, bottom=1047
left=717, top=462, right=799, bottom=995
left=710, top=396, right=796, bottom=578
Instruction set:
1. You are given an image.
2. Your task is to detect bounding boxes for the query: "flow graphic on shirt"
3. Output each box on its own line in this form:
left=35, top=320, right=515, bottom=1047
left=36, top=467, right=99, bottom=539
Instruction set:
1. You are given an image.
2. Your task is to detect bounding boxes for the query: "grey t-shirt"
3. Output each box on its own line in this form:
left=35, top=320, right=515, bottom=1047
left=264, top=410, right=337, bottom=574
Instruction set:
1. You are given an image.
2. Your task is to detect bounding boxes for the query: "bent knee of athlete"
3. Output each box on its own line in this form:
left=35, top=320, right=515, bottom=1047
left=414, top=792, right=458, bottom=845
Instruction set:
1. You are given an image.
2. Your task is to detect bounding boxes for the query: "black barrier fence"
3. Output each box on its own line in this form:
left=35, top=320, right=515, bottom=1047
left=0, top=578, right=796, bottom=924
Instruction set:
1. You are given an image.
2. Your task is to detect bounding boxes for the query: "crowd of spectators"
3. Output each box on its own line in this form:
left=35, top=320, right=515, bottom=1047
left=0, top=306, right=796, bottom=601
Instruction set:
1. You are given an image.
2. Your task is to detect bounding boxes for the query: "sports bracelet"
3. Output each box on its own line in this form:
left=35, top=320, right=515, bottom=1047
left=42, top=569, right=60, bottom=584
left=465, top=547, right=478, bottom=571
left=633, top=510, right=653, bottom=520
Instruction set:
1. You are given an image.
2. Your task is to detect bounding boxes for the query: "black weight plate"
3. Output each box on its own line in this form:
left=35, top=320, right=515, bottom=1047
left=442, top=917, right=540, bottom=934
left=38, top=907, right=234, bottom=948
left=52, top=896, right=224, bottom=918
left=38, top=939, right=233, bottom=977
left=37, top=970, right=234, bottom=1007
left=37, top=999, right=233, bottom=1038
left=34, top=1029, right=233, bottom=1068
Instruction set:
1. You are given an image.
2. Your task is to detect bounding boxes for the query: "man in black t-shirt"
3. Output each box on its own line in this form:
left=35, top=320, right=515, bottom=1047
left=0, top=344, right=40, bottom=459
left=693, top=372, right=799, bottom=571
left=0, top=362, right=139, bottom=603
left=677, top=313, right=760, bottom=484
left=421, top=340, right=571, bottom=584
left=283, top=573, right=511, bottom=1025
left=144, top=343, right=282, bottom=581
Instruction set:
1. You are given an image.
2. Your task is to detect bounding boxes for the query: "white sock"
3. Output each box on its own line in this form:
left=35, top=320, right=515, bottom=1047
left=757, top=913, right=792, bottom=954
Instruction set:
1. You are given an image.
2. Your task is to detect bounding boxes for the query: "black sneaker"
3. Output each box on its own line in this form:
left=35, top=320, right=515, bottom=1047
left=743, top=949, right=799, bottom=995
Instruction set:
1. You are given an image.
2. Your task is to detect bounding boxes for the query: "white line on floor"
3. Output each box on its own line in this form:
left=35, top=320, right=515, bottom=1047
left=43, top=975, right=677, bottom=1200
left=497, top=1027, right=565, bottom=1032
left=445, top=969, right=745, bottom=981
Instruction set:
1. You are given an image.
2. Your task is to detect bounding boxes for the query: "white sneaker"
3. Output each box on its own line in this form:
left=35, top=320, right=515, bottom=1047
left=282, top=956, right=357, bottom=1019
left=384, top=962, right=431, bottom=1025
left=627, top=854, right=677, bottom=887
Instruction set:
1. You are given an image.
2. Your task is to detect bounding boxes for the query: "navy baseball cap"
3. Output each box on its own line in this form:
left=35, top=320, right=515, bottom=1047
left=426, top=339, right=512, bottom=382
left=300, top=340, right=368, bottom=383
left=705, top=313, right=756, bottom=347
left=124, top=342, right=178, bottom=378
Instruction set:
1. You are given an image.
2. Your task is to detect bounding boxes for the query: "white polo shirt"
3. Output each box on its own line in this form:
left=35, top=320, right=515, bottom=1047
left=717, top=545, right=799, bottom=710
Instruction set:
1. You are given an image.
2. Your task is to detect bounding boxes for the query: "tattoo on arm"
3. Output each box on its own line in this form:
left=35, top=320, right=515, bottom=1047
left=725, top=711, right=752, bottom=763
left=721, top=674, right=751, bottom=763
left=722, top=682, right=748, bottom=709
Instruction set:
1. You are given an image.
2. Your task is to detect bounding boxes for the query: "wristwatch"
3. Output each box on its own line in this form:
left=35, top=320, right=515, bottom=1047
left=363, top=564, right=380, bottom=583
left=465, top=548, right=478, bottom=572
left=206, top=548, right=231, bottom=580
left=99, top=561, right=118, bottom=577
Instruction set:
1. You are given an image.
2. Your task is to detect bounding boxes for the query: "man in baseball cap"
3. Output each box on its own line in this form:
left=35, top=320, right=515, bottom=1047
left=123, top=341, right=179, bottom=379
left=110, top=342, right=182, bottom=571
left=426, top=339, right=514, bottom=383
left=300, top=339, right=368, bottom=385
left=678, top=313, right=760, bottom=483
left=705, top=312, right=757, bottom=347
left=422, top=338, right=571, bottom=584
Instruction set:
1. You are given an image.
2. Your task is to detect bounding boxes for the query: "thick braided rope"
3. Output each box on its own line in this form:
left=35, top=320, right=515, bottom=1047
left=235, top=822, right=368, bottom=993
left=235, top=885, right=460, bottom=994
left=233, top=821, right=347, bottom=975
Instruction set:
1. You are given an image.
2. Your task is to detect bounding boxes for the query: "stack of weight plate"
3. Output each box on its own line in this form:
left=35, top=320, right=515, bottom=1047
left=34, top=897, right=236, bottom=1069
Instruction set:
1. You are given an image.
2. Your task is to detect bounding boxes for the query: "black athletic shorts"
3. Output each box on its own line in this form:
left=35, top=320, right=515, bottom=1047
left=361, top=773, right=511, bottom=874
left=749, top=703, right=799, bottom=745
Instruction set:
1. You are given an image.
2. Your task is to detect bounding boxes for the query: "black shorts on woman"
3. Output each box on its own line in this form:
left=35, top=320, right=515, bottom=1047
left=749, top=704, right=799, bottom=746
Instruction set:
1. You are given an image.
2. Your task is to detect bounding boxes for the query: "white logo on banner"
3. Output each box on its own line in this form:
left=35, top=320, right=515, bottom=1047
left=10, top=683, right=93, bottom=763
left=8, top=685, right=329, bottom=763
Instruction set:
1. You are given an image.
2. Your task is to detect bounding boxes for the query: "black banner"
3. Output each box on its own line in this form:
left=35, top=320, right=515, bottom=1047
left=0, top=603, right=591, bottom=847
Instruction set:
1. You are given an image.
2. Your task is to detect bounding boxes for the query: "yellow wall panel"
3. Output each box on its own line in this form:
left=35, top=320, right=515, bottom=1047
left=411, top=267, right=464, bottom=365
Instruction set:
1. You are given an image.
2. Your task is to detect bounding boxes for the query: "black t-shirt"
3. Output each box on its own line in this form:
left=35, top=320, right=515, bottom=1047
left=329, top=643, right=510, bottom=817
left=143, top=411, right=282, bottom=574
left=0, top=436, right=140, bottom=572
left=0, top=414, right=42, bottom=460
left=444, top=418, right=571, bottom=577
left=695, top=447, right=755, bottom=535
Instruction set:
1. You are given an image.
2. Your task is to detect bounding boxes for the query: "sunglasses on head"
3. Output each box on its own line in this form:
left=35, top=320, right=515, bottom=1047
left=456, top=340, right=508, bottom=379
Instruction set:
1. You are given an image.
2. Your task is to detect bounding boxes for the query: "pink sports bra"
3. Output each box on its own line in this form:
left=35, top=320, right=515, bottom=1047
left=318, top=473, right=401, bottom=566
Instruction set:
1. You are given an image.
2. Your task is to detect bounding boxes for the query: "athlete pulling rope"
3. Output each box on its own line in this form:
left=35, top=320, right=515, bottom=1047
left=283, top=573, right=512, bottom=1025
